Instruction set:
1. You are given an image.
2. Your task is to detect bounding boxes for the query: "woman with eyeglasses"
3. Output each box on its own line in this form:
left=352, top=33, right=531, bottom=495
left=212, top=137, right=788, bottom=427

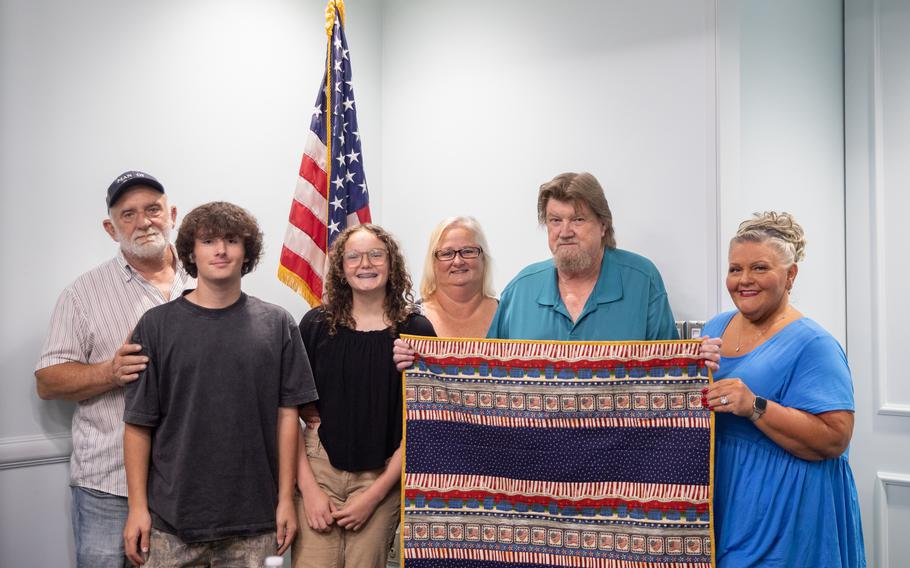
left=292, top=224, right=435, bottom=568
left=418, top=216, right=498, bottom=338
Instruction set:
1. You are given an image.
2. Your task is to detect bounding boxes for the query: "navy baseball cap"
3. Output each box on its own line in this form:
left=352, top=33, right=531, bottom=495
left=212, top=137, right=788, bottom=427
left=106, top=171, right=165, bottom=208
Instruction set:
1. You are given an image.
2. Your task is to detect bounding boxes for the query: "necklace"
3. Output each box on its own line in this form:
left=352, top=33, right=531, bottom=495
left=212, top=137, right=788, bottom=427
left=735, top=309, right=789, bottom=352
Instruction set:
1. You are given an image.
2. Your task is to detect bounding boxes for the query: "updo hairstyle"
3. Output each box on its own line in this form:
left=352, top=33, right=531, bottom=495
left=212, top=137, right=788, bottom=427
left=731, top=211, right=806, bottom=267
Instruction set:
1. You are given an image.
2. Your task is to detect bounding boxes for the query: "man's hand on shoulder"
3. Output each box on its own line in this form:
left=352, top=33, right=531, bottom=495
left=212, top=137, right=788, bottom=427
left=110, top=339, right=147, bottom=388
left=36, top=334, right=148, bottom=402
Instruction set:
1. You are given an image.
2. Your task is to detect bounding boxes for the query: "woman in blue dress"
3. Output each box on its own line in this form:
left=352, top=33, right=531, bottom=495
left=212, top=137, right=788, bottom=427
left=702, top=211, right=865, bottom=567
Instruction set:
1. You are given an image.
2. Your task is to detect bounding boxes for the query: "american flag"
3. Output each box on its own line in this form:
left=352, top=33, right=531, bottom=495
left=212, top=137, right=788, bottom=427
left=279, top=0, right=371, bottom=306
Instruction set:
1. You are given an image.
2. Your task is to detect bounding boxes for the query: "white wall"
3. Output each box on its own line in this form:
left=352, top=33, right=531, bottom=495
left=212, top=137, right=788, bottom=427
left=845, top=0, right=910, bottom=565
left=0, top=462, right=73, bottom=566
left=717, top=0, right=845, bottom=343
left=1, top=0, right=856, bottom=565
left=380, top=0, right=720, bottom=322
left=0, top=1, right=382, bottom=565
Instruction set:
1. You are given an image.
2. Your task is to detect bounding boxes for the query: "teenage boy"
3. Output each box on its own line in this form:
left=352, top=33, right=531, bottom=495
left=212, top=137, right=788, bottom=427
left=122, top=202, right=317, bottom=567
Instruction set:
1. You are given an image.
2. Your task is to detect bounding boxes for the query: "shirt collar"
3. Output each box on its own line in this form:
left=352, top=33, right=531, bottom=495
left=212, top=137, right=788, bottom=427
left=116, top=245, right=183, bottom=283
left=535, top=259, right=561, bottom=307
left=591, top=248, right=623, bottom=304
left=115, top=249, right=135, bottom=282
left=536, top=248, right=624, bottom=308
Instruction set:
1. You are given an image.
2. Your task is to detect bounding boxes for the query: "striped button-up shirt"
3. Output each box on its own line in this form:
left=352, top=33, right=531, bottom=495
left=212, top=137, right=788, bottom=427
left=36, top=249, right=191, bottom=496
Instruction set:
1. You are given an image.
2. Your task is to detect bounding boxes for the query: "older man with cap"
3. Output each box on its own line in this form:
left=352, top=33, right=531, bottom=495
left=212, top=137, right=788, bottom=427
left=35, top=171, right=191, bottom=567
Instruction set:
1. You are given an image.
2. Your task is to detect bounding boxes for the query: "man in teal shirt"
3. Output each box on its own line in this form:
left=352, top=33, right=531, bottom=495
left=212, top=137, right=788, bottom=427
left=488, top=172, right=677, bottom=341
left=393, top=172, right=695, bottom=368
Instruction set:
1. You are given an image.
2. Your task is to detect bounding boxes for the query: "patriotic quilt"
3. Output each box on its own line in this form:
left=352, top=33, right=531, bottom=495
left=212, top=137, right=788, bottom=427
left=402, top=337, right=714, bottom=568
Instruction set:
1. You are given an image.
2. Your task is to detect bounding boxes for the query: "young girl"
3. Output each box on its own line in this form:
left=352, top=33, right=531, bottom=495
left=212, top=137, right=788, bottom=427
left=292, top=224, right=435, bottom=568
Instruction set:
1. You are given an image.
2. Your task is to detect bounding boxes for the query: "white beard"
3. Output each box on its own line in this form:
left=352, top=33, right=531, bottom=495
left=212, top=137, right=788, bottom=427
left=118, top=226, right=170, bottom=260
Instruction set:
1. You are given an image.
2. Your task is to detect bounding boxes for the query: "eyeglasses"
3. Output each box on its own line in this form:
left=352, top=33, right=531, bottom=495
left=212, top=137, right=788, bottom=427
left=434, top=246, right=483, bottom=261
left=342, top=248, right=388, bottom=266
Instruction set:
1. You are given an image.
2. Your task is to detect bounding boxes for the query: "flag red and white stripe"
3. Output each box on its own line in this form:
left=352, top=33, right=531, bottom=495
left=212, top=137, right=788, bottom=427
left=279, top=0, right=371, bottom=306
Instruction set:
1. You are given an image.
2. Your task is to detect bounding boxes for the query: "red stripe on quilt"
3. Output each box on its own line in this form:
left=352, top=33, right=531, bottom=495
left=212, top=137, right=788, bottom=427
left=405, top=489, right=709, bottom=514
left=418, top=355, right=703, bottom=372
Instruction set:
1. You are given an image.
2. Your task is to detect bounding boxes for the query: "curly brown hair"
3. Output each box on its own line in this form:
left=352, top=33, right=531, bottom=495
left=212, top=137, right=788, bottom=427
left=175, top=201, right=264, bottom=278
left=322, top=224, right=416, bottom=335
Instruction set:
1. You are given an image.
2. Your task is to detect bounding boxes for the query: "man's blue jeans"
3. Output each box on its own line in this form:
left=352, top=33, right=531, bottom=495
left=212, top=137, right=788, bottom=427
left=71, top=486, right=130, bottom=568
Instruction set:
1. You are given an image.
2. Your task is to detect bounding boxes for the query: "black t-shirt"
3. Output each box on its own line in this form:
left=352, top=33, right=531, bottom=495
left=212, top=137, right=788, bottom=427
left=124, top=293, right=318, bottom=543
left=299, top=308, right=435, bottom=471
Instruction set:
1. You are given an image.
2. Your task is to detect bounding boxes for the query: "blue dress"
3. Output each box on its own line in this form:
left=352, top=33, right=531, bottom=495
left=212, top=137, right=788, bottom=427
left=704, top=311, right=866, bottom=567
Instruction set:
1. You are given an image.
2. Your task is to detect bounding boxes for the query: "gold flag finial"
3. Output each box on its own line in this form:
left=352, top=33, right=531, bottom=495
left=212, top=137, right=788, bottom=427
left=324, top=0, right=346, bottom=36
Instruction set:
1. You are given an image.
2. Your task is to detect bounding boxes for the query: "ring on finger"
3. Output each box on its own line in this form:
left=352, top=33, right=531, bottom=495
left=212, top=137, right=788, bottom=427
left=720, top=395, right=728, bottom=406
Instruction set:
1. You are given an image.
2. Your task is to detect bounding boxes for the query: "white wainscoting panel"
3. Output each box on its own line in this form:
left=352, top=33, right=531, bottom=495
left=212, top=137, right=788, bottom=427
left=870, top=0, right=910, bottom=417
left=0, top=460, right=74, bottom=566
left=876, top=472, right=910, bottom=568
left=846, top=1, right=910, bottom=565
left=0, top=432, right=72, bottom=471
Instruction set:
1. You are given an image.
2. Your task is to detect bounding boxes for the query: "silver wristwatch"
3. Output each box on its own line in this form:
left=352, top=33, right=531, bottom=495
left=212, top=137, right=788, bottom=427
left=750, top=396, right=768, bottom=422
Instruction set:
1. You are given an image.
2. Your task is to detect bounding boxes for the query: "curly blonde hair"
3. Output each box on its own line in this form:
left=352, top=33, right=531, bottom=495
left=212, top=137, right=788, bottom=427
left=732, top=211, right=806, bottom=266
left=322, top=224, right=417, bottom=335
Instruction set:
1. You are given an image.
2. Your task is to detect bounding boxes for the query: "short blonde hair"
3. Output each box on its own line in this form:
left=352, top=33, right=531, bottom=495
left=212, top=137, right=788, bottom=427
left=419, top=216, right=496, bottom=300
left=731, top=211, right=806, bottom=267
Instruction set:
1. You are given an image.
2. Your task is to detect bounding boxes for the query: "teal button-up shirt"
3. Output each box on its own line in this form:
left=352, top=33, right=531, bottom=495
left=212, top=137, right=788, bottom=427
left=487, top=248, right=678, bottom=341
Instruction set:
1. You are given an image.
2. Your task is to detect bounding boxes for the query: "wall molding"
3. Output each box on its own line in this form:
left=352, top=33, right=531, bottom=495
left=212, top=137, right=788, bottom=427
left=868, top=0, right=910, bottom=417
left=706, top=0, right=721, bottom=320
left=879, top=403, right=910, bottom=417
left=0, top=432, right=71, bottom=470
left=876, top=471, right=910, bottom=567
